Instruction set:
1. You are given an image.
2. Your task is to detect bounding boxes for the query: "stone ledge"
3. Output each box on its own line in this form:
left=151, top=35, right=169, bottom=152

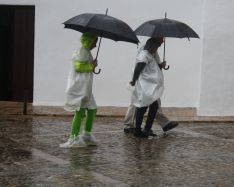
left=1, top=101, right=234, bottom=122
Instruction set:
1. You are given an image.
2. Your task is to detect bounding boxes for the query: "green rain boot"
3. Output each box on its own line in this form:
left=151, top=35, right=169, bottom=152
left=60, top=109, right=86, bottom=148
left=70, top=108, right=85, bottom=137
left=82, top=109, right=98, bottom=146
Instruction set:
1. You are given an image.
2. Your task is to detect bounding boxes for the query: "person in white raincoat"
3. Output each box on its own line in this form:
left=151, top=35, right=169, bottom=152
left=130, top=38, right=165, bottom=138
left=123, top=43, right=178, bottom=135
left=60, top=32, right=98, bottom=148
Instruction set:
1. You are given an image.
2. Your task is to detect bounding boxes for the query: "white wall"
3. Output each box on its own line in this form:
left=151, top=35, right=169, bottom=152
left=28, top=0, right=203, bottom=108
left=198, top=0, right=234, bottom=116
left=5, top=0, right=234, bottom=116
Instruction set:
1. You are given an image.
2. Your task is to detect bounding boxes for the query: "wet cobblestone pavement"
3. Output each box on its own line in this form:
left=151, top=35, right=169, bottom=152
left=0, top=116, right=234, bottom=187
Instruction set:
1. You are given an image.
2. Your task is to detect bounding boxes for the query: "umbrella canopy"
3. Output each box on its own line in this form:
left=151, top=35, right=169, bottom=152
left=134, top=15, right=199, bottom=70
left=135, top=18, right=199, bottom=39
left=64, top=13, right=139, bottom=44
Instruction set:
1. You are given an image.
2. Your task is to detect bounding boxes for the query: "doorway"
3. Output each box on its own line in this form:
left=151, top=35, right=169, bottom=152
left=0, top=5, right=35, bottom=102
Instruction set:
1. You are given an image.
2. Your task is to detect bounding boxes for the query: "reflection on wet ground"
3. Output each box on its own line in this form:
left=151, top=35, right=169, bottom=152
left=0, top=116, right=234, bottom=187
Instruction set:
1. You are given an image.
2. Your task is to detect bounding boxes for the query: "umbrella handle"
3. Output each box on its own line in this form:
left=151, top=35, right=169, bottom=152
left=162, top=37, right=170, bottom=70
left=163, top=65, right=170, bottom=70
left=94, top=8, right=109, bottom=75
left=94, top=36, right=102, bottom=75
left=93, top=67, right=101, bottom=74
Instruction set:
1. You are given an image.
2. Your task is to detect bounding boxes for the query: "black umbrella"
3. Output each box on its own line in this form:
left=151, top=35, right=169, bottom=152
left=135, top=13, right=199, bottom=70
left=64, top=10, right=139, bottom=74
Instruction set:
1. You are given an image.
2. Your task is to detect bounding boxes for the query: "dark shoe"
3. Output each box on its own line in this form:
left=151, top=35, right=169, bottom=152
left=163, top=121, right=179, bottom=132
left=134, top=128, right=149, bottom=138
left=147, top=129, right=157, bottom=137
left=124, top=127, right=135, bottom=133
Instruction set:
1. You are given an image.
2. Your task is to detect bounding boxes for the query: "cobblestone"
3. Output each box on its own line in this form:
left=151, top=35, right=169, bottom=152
left=0, top=116, right=234, bottom=187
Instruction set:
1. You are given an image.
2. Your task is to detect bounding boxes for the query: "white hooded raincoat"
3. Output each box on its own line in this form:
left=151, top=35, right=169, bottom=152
left=64, top=47, right=97, bottom=112
left=131, top=50, right=164, bottom=108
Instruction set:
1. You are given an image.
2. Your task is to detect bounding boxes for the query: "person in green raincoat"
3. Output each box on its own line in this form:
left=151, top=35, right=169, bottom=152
left=60, top=32, right=98, bottom=148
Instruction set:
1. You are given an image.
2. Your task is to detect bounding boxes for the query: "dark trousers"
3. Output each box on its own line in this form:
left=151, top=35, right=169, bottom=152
left=135, top=100, right=158, bottom=131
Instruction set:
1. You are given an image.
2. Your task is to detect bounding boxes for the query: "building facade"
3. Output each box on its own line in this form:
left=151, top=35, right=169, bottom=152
left=0, top=0, right=233, bottom=116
